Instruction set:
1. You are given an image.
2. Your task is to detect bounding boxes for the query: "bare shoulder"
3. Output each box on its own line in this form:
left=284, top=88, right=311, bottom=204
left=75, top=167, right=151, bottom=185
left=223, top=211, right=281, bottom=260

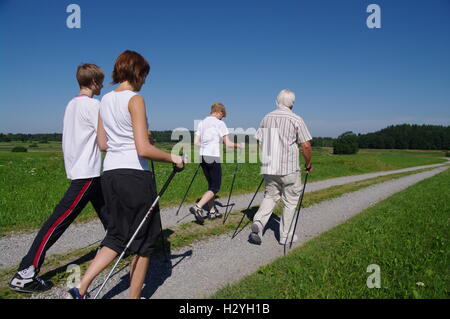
left=130, top=94, right=145, bottom=104
left=128, top=94, right=146, bottom=112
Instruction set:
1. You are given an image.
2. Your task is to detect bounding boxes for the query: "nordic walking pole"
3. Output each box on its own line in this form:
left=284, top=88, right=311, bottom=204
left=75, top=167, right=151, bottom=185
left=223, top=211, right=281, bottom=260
left=223, top=147, right=243, bottom=224
left=231, top=177, right=264, bottom=239
left=284, top=172, right=309, bottom=254
left=94, top=161, right=184, bottom=299
left=151, top=160, right=170, bottom=263
left=175, top=163, right=201, bottom=215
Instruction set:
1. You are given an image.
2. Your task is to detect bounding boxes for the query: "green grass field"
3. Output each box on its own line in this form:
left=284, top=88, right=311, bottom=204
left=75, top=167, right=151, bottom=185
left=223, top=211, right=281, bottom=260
left=0, top=145, right=447, bottom=235
left=212, top=168, right=450, bottom=299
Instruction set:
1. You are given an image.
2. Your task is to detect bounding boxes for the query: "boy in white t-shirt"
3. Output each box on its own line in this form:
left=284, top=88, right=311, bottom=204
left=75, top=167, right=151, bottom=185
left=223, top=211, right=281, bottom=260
left=190, top=103, right=241, bottom=224
left=9, top=64, right=109, bottom=293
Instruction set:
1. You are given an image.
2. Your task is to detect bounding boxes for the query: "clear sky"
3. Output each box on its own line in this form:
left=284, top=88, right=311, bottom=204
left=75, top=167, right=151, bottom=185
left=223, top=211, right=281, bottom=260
left=0, top=0, right=449, bottom=137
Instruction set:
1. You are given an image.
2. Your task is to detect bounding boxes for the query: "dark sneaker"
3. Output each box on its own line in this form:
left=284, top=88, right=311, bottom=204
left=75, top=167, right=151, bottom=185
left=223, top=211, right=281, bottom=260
left=189, top=206, right=204, bottom=225
left=9, top=271, right=53, bottom=293
left=63, top=287, right=90, bottom=299
left=249, top=222, right=262, bottom=245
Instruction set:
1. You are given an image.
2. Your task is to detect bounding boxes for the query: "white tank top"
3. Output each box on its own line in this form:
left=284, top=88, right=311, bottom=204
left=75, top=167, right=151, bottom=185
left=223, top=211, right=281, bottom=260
left=100, top=90, right=149, bottom=172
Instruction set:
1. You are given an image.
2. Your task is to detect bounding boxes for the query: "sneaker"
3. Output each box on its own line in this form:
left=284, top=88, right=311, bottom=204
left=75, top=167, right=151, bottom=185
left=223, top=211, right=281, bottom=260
left=213, top=208, right=223, bottom=219
left=249, top=222, right=262, bottom=245
left=209, top=207, right=223, bottom=219
left=63, top=287, right=90, bottom=299
left=189, top=205, right=205, bottom=225
left=9, top=267, right=53, bottom=293
left=279, top=235, right=298, bottom=245
left=208, top=211, right=217, bottom=220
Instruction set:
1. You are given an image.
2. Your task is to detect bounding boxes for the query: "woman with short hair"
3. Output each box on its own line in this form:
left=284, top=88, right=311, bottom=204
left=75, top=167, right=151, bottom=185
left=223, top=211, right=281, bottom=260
left=64, top=50, right=184, bottom=299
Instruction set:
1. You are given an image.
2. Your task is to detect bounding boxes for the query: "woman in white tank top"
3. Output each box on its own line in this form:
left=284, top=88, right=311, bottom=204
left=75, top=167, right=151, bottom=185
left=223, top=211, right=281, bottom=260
left=73, top=50, right=185, bottom=300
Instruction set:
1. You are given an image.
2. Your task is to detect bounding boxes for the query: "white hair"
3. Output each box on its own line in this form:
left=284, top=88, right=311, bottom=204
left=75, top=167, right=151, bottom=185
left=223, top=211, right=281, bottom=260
left=276, top=89, right=296, bottom=109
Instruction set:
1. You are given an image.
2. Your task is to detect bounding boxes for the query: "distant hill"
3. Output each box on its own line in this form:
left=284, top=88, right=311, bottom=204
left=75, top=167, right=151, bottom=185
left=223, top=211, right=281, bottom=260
left=358, top=124, right=450, bottom=150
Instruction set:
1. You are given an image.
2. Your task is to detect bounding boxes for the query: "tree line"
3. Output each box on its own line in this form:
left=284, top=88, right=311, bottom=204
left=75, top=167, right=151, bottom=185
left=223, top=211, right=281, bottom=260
left=357, top=124, right=450, bottom=150
left=2, top=124, right=448, bottom=151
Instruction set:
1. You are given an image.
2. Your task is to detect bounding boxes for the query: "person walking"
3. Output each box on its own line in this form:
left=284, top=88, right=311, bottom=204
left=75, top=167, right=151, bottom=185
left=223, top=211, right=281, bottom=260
left=249, top=89, right=313, bottom=245
left=189, top=103, right=242, bottom=224
left=9, top=64, right=109, bottom=293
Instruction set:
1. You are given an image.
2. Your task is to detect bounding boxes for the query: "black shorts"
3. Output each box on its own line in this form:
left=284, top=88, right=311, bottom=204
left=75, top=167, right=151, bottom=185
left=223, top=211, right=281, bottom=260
left=101, top=169, right=161, bottom=258
left=200, top=156, right=222, bottom=194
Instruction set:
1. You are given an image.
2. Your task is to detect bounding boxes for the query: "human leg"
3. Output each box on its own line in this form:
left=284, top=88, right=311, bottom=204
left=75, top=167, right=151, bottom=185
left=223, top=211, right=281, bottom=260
left=129, top=255, right=150, bottom=299
left=89, top=177, right=110, bottom=231
left=252, top=175, right=282, bottom=229
left=279, top=172, right=303, bottom=242
left=249, top=175, right=281, bottom=244
left=77, top=246, right=118, bottom=296
left=17, top=179, right=94, bottom=274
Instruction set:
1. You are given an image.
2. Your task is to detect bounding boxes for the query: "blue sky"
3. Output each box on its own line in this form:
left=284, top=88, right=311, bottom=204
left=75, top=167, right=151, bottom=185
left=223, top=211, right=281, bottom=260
left=0, top=0, right=449, bottom=137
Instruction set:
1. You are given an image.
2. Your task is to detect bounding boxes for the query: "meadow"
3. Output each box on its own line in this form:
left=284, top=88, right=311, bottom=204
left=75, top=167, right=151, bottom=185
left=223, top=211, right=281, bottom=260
left=0, top=142, right=447, bottom=235
left=212, top=168, right=450, bottom=299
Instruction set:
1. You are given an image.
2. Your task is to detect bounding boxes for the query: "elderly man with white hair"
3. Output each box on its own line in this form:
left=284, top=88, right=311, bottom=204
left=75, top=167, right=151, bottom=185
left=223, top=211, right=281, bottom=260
left=250, top=89, right=313, bottom=245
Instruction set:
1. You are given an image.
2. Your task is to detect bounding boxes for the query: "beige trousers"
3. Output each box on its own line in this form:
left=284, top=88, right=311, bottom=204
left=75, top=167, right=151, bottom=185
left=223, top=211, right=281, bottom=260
left=253, top=171, right=303, bottom=240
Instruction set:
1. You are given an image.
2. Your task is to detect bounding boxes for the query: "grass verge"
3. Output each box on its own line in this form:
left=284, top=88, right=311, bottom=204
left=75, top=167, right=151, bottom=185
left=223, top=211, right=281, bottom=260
left=211, top=168, right=450, bottom=298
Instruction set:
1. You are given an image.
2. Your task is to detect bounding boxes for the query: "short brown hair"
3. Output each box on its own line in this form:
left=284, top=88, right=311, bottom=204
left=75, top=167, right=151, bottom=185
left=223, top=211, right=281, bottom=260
left=210, top=103, right=227, bottom=117
left=76, top=64, right=104, bottom=88
left=112, top=50, right=150, bottom=91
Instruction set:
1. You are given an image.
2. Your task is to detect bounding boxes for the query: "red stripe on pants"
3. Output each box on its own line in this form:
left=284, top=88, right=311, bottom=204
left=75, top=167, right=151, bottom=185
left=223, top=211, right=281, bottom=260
left=32, top=180, right=92, bottom=268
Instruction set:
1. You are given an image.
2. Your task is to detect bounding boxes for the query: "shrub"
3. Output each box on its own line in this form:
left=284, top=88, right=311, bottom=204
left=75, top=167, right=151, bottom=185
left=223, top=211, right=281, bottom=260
left=11, top=146, right=28, bottom=152
left=333, top=131, right=359, bottom=154
left=29, top=143, right=38, bottom=148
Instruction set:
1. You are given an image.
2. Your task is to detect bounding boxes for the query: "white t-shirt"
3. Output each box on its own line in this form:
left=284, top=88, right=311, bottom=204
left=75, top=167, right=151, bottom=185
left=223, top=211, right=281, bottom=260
left=62, top=96, right=102, bottom=180
left=100, top=90, right=149, bottom=172
left=195, top=116, right=229, bottom=158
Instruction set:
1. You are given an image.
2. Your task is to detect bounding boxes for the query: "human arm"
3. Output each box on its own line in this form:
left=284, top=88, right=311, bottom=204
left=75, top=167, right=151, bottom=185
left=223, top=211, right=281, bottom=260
left=129, top=95, right=184, bottom=169
left=301, top=141, right=313, bottom=173
left=97, top=112, right=108, bottom=152
left=296, top=118, right=313, bottom=173
left=223, top=135, right=243, bottom=149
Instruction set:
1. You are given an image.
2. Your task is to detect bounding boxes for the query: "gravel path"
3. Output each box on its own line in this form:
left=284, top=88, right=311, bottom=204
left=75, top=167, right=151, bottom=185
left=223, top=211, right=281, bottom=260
left=29, top=164, right=448, bottom=299
left=0, top=161, right=447, bottom=271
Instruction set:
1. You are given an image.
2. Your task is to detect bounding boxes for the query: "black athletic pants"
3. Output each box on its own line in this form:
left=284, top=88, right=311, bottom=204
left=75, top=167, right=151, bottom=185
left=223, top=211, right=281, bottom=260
left=200, top=156, right=222, bottom=194
left=18, top=177, right=109, bottom=273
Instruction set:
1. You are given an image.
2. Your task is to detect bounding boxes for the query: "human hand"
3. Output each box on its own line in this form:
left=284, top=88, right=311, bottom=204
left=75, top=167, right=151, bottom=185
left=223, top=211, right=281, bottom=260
left=173, top=155, right=185, bottom=172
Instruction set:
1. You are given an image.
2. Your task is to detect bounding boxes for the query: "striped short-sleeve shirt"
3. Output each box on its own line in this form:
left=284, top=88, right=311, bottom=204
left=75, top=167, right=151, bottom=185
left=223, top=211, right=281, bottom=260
left=255, top=106, right=312, bottom=176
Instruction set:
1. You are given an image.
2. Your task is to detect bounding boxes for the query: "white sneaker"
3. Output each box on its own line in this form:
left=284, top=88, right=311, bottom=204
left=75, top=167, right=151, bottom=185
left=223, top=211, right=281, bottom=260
left=279, top=235, right=298, bottom=245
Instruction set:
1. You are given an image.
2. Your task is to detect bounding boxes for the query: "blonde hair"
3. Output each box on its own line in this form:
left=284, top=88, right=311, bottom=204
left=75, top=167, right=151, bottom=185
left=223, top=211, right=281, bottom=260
left=276, top=89, right=296, bottom=108
left=210, top=102, right=227, bottom=117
